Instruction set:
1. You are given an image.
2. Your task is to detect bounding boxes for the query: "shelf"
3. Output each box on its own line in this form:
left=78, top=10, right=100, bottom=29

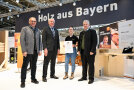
left=0, top=31, right=8, bottom=71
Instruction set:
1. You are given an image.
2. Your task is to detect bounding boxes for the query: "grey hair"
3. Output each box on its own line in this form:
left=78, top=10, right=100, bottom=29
left=29, top=17, right=36, bottom=22
left=48, top=18, right=55, bottom=23
left=83, top=20, right=90, bottom=25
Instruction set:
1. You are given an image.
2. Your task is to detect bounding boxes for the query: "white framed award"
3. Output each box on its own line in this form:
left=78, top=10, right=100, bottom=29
left=64, top=41, right=73, bottom=53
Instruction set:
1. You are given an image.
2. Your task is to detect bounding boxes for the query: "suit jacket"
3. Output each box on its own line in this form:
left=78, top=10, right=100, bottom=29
left=42, top=27, right=60, bottom=51
left=78, top=29, right=97, bottom=55
left=20, top=26, right=42, bottom=54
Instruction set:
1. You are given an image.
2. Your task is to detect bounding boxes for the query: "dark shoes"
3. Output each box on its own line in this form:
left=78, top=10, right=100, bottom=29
left=20, top=79, right=39, bottom=88
left=42, top=75, right=58, bottom=82
left=78, top=77, right=94, bottom=84
left=88, top=80, right=94, bottom=84
left=31, top=79, right=39, bottom=84
left=42, top=77, right=47, bottom=82
left=50, top=75, right=59, bottom=79
left=20, top=82, right=25, bottom=88
left=78, top=77, right=87, bottom=81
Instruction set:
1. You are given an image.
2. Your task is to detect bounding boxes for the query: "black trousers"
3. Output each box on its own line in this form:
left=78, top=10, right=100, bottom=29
left=80, top=50, right=95, bottom=81
left=42, top=49, right=57, bottom=78
left=21, top=50, right=38, bottom=82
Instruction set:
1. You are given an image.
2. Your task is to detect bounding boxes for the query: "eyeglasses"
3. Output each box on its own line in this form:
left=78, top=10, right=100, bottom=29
left=69, top=29, right=73, bottom=30
left=31, top=21, right=36, bottom=22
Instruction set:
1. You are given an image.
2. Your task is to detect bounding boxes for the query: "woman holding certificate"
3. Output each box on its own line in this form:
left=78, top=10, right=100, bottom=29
left=63, top=26, right=78, bottom=80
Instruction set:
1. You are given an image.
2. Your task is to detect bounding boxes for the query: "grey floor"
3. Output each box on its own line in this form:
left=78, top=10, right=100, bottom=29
left=0, top=60, right=134, bottom=90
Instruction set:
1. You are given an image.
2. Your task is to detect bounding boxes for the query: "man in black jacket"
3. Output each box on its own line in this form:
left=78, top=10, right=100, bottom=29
left=78, top=20, right=97, bottom=84
left=42, top=18, right=60, bottom=82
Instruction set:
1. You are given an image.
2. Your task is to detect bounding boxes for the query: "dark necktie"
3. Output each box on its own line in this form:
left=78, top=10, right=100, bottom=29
left=51, top=28, right=55, bottom=38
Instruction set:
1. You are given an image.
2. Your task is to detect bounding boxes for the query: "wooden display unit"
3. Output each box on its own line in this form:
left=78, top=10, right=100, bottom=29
left=95, top=48, right=134, bottom=78
left=57, top=54, right=82, bottom=66
left=57, top=54, right=65, bottom=63
left=0, top=30, right=8, bottom=71
left=75, top=55, right=82, bottom=66
left=95, top=49, right=123, bottom=77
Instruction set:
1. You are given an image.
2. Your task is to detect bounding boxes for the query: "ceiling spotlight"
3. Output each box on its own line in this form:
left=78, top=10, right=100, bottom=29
left=0, top=18, right=3, bottom=21
left=17, top=14, right=19, bottom=17
left=59, top=0, right=63, bottom=6
left=59, top=3, right=62, bottom=6
left=19, top=8, right=22, bottom=11
left=73, top=2, right=76, bottom=6
left=38, top=10, right=41, bottom=13
left=11, top=16, right=13, bottom=18
left=7, top=16, right=10, bottom=20
left=16, top=0, right=19, bottom=3
left=9, top=9, right=12, bottom=12
left=6, top=2, right=8, bottom=4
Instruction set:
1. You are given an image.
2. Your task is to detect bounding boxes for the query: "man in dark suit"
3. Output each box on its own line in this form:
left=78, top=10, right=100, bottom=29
left=78, top=20, right=97, bottom=84
left=20, top=17, right=42, bottom=88
left=42, top=18, right=60, bottom=82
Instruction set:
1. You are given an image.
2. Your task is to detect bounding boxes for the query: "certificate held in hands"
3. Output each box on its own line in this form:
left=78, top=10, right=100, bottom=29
left=65, top=41, right=73, bottom=53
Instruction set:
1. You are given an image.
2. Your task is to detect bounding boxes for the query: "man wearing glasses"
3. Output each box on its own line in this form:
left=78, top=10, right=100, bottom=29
left=20, top=17, right=42, bottom=88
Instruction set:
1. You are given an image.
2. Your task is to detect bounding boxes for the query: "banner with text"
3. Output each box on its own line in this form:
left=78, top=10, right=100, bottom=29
left=15, top=0, right=134, bottom=32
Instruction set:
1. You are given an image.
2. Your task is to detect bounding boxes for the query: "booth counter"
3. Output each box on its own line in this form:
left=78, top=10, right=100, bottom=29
left=95, top=49, right=134, bottom=78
